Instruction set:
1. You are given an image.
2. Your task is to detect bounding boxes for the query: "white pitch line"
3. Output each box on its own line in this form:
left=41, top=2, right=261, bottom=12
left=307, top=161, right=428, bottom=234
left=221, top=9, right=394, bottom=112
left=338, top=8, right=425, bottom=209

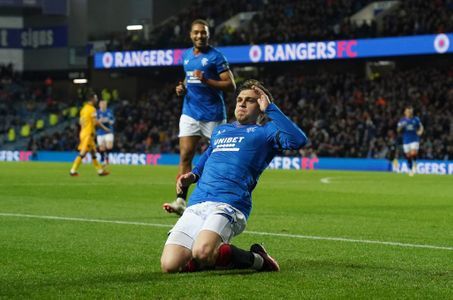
left=320, top=177, right=333, bottom=184
left=244, top=231, right=453, bottom=251
left=1, top=212, right=452, bottom=251
left=0, top=213, right=171, bottom=228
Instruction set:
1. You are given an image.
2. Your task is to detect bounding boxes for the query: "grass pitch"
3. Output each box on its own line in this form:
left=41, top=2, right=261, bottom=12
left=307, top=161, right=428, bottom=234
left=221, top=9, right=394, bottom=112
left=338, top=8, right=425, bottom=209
left=0, top=162, right=452, bottom=299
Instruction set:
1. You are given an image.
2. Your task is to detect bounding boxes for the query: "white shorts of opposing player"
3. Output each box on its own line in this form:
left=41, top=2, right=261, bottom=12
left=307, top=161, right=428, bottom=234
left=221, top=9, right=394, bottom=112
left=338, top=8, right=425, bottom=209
left=179, top=114, right=226, bottom=138
left=403, top=142, right=419, bottom=154
left=97, top=133, right=114, bottom=147
left=165, top=201, right=247, bottom=250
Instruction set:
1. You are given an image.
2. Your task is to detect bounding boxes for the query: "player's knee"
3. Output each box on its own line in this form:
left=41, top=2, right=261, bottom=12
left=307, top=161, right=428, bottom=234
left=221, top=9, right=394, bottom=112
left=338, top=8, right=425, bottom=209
left=192, top=243, right=215, bottom=264
left=160, top=256, right=182, bottom=273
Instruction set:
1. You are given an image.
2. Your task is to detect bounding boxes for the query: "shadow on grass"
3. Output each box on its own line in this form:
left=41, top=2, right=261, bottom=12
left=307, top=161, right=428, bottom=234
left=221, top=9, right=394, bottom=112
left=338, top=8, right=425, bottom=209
left=1, top=268, right=261, bottom=296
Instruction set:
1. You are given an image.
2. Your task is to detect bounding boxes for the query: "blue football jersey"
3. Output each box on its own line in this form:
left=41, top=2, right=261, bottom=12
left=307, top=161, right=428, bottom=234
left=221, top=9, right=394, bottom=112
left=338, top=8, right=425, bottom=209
left=96, top=108, right=115, bottom=135
left=182, top=46, right=230, bottom=122
left=397, top=117, right=422, bottom=144
left=189, top=104, right=308, bottom=219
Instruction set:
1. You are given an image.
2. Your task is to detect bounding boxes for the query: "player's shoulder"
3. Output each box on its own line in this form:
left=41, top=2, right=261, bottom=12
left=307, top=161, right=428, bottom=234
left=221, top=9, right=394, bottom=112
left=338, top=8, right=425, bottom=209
left=205, top=46, right=225, bottom=58
left=212, top=123, right=231, bottom=135
left=183, top=47, right=193, bottom=57
left=82, top=103, right=93, bottom=112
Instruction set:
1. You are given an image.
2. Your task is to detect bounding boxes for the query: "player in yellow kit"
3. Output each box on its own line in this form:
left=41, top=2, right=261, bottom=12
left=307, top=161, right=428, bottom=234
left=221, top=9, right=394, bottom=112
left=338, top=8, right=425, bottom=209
left=70, top=93, right=110, bottom=176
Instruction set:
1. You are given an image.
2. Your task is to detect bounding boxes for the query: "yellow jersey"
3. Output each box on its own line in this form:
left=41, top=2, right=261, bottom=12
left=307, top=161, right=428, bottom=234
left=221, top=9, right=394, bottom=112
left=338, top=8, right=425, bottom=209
left=79, top=102, right=97, bottom=137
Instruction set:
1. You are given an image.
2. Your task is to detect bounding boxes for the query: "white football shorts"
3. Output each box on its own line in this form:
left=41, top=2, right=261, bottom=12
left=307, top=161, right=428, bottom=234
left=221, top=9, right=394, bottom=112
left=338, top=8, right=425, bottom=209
left=165, top=201, right=247, bottom=250
left=403, top=142, right=419, bottom=153
left=96, top=133, right=114, bottom=146
left=178, top=114, right=225, bottom=138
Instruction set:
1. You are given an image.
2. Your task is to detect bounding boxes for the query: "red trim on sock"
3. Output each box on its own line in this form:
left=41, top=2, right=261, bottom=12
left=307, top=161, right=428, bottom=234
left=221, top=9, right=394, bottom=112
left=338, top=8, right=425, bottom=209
left=216, top=244, right=232, bottom=267
left=181, top=259, right=198, bottom=272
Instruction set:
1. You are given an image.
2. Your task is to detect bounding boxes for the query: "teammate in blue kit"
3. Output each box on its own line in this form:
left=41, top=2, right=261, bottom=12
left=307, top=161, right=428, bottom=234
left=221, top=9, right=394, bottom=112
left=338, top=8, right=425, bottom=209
left=163, top=19, right=236, bottom=215
left=397, top=105, right=424, bottom=176
left=160, top=79, right=308, bottom=273
left=96, top=100, right=115, bottom=166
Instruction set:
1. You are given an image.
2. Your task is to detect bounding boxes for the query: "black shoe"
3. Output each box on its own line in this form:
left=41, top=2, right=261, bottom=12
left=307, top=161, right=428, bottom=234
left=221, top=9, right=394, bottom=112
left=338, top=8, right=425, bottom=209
left=250, top=244, right=280, bottom=272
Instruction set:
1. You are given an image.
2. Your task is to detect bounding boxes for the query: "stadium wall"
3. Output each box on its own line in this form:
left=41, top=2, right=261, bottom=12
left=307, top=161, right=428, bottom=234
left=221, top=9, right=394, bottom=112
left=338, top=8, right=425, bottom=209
left=1, top=150, right=452, bottom=176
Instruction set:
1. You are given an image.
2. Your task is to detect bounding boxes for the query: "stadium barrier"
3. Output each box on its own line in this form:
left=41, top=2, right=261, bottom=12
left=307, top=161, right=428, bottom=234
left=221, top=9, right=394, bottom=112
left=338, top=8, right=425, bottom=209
left=1, top=150, right=452, bottom=175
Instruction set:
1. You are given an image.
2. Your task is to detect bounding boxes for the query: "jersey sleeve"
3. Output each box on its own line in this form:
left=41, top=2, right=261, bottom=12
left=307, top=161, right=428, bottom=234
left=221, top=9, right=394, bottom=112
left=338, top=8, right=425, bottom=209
left=192, top=124, right=224, bottom=177
left=108, top=110, right=115, bottom=125
left=214, top=51, right=229, bottom=74
left=415, top=117, right=422, bottom=128
left=192, top=143, right=213, bottom=178
left=264, top=103, right=308, bottom=150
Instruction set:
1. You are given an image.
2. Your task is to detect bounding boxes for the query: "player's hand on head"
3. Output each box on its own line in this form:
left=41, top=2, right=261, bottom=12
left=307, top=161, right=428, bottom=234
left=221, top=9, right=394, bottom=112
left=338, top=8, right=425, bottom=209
left=176, top=81, right=186, bottom=96
left=252, top=85, right=270, bottom=112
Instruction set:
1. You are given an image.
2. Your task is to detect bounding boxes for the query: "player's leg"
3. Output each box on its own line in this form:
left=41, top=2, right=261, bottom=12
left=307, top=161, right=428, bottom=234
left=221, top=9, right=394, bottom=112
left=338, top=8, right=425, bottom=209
left=70, top=136, right=89, bottom=176
left=163, top=119, right=225, bottom=214
left=189, top=203, right=279, bottom=272
left=161, top=244, right=192, bottom=273
left=403, top=143, right=413, bottom=175
left=70, top=149, right=86, bottom=176
left=105, top=133, right=114, bottom=165
left=97, top=135, right=107, bottom=165
left=161, top=203, right=205, bottom=272
left=163, top=115, right=201, bottom=215
left=178, top=135, right=201, bottom=190
left=90, top=146, right=109, bottom=176
left=392, top=145, right=400, bottom=170
left=410, top=142, right=419, bottom=172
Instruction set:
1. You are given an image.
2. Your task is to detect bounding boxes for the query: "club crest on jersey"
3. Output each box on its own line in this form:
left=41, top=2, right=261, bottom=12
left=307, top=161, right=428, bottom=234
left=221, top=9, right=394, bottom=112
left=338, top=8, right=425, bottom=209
left=184, top=59, right=189, bottom=65
left=201, top=58, right=208, bottom=66
left=247, top=127, right=257, bottom=133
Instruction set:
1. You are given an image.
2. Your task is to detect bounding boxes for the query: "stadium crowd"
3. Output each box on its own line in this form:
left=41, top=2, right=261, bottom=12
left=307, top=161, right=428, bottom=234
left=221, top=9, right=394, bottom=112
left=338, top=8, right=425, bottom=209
left=105, top=0, right=452, bottom=50
left=0, top=64, right=62, bottom=141
left=29, top=66, right=453, bottom=160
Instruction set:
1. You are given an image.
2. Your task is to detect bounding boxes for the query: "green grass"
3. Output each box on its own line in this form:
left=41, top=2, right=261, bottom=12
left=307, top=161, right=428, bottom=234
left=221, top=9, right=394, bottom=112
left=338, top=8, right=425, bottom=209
left=0, top=162, right=452, bottom=299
